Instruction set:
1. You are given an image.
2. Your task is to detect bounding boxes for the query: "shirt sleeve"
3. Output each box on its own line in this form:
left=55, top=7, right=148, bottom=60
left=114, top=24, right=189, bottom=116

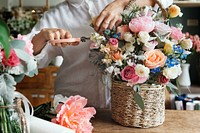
left=159, top=0, right=173, bottom=9
left=26, top=10, right=63, bottom=68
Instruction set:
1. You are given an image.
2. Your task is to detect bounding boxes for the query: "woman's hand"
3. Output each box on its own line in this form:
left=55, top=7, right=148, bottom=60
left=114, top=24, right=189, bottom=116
left=93, top=0, right=130, bottom=34
left=41, top=28, right=79, bottom=47
left=32, top=28, right=79, bottom=55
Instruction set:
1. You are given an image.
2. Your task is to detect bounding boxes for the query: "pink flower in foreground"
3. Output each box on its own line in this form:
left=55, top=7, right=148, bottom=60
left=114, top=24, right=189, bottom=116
left=1, top=49, right=20, bottom=67
left=129, top=16, right=155, bottom=33
left=56, top=95, right=96, bottom=133
left=16, top=34, right=34, bottom=56
left=170, top=26, right=184, bottom=41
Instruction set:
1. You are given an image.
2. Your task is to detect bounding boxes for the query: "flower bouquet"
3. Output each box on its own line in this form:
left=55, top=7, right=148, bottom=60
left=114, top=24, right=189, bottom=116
left=0, top=19, right=38, bottom=133
left=89, top=1, right=193, bottom=128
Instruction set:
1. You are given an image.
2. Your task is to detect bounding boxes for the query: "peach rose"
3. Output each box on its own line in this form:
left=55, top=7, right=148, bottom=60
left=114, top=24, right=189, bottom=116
left=117, top=25, right=130, bottom=39
left=144, top=49, right=167, bottom=69
left=129, top=16, right=155, bottom=33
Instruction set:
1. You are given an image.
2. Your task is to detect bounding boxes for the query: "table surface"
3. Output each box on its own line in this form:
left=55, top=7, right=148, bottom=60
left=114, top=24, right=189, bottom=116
left=92, top=110, right=200, bottom=133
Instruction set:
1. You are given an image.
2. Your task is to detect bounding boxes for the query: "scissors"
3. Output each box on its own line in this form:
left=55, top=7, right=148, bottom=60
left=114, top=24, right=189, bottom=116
left=49, top=36, right=90, bottom=44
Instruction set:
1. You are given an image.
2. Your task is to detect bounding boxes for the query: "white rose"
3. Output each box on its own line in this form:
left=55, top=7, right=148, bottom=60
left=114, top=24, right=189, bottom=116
left=163, top=65, right=182, bottom=79
left=135, top=64, right=150, bottom=77
left=138, top=31, right=150, bottom=43
left=181, top=39, right=193, bottom=50
left=125, top=42, right=135, bottom=52
left=124, top=32, right=135, bottom=43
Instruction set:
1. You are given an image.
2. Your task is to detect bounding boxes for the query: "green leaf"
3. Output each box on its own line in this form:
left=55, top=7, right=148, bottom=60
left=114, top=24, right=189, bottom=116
left=0, top=19, right=11, bottom=58
left=13, top=74, right=25, bottom=83
left=167, top=82, right=179, bottom=96
left=10, top=40, right=26, bottom=49
left=133, top=91, right=144, bottom=110
left=14, top=49, right=31, bottom=62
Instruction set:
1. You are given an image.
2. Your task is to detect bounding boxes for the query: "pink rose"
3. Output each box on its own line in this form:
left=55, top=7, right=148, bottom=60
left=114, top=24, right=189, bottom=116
left=121, top=65, right=137, bottom=81
left=109, top=38, right=118, bottom=50
left=1, top=49, right=20, bottom=67
left=170, top=26, right=184, bottom=41
left=16, top=34, right=34, bottom=56
left=142, top=41, right=158, bottom=51
left=116, top=25, right=130, bottom=39
left=56, top=95, right=96, bottom=133
left=129, top=16, right=155, bottom=33
left=144, top=49, right=167, bottom=69
left=157, top=74, right=170, bottom=85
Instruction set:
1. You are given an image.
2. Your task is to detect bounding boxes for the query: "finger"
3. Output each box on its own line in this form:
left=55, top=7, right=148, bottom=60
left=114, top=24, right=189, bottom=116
left=98, top=15, right=113, bottom=34
left=58, top=29, right=66, bottom=39
left=48, top=31, right=55, bottom=45
left=94, top=10, right=107, bottom=31
left=54, top=30, right=62, bottom=46
left=115, top=16, right=122, bottom=27
left=65, top=31, right=72, bottom=39
left=61, top=43, right=69, bottom=47
left=108, top=17, right=118, bottom=30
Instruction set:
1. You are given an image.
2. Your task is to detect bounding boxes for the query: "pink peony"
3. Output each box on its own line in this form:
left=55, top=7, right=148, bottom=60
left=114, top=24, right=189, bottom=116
left=1, top=49, right=20, bottom=67
left=16, top=34, right=34, bottom=56
left=170, top=26, right=184, bottom=41
left=129, top=16, right=155, bottom=33
left=116, top=25, right=130, bottom=39
left=109, top=38, right=118, bottom=51
left=154, top=21, right=172, bottom=35
left=55, top=95, right=96, bottom=133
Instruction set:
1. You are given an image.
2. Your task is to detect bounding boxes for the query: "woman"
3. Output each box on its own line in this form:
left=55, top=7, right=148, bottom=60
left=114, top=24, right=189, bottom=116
left=27, top=0, right=173, bottom=108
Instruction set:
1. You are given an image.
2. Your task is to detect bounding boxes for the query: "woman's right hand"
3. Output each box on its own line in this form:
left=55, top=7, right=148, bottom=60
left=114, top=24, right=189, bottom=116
left=41, top=28, right=79, bottom=47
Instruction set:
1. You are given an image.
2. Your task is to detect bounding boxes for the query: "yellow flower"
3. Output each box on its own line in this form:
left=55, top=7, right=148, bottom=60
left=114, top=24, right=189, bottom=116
left=168, top=5, right=182, bottom=18
left=164, top=40, right=174, bottom=54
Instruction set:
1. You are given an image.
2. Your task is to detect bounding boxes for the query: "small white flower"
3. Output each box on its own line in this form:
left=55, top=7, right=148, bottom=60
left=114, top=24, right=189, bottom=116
left=102, top=58, right=112, bottom=65
left=127, top=59, right=134, bottom=66
left=125, top=42, right=135, bottom=52
left=114, top=67, right=121, bottom=75
left=124, top=32, right=135, bottom=43
left=181, top=39, right=193, bottom=50
left=115, top=60, right=123, bottom=66
left=163, top=65, right=182, bottom=79
left=135, top=64, right=150, bottom=77
left=106, top=66, right=114, bottom=74
left=138, top=31, right=150, bottom=43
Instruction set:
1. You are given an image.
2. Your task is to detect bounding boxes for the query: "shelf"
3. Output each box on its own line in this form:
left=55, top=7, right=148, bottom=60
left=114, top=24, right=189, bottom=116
left=174, top=1, right=200, bottom=7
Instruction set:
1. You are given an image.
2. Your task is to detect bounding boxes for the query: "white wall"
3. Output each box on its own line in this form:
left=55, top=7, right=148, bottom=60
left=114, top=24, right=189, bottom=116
left=0, top=0, right=65, bottom=10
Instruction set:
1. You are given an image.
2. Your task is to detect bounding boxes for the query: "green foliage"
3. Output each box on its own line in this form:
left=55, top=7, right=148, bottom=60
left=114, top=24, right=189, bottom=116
left=0, top=19, right=11, bottom=58
left=133, top=85, right=144, bottom=110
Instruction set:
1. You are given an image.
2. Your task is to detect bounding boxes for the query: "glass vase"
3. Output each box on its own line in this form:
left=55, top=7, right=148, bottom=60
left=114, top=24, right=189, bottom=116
left=0, top=99, right=28, bottom=133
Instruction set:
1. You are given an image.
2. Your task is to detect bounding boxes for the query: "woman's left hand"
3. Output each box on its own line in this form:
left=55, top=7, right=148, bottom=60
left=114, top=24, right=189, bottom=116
left=93, top=0, right=130, bottom=34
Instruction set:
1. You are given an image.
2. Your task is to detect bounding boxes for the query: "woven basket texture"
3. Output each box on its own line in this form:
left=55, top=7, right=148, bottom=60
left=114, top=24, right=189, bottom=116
left=111, top=80, right=165, bottom=128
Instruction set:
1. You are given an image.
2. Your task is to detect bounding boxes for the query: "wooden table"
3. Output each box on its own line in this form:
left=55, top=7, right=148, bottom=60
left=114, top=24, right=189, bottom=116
left=92, top=110, right=200, bottom=133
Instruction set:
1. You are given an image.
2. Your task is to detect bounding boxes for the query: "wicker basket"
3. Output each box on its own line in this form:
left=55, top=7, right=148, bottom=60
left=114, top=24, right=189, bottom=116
left=111, top=80, right=165, bottom=128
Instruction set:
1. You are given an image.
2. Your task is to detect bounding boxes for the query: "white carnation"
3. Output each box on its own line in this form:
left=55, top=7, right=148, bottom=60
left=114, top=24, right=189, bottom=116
left=135, top=64, right=150, bottom=77
left=163, top=65, right=182, bottom=79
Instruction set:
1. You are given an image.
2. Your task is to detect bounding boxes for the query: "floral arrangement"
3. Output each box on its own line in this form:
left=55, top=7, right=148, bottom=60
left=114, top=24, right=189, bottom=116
left=89, top=3, right=193, bottom=108
left=51, top=95, right=96, bottom=133
left=185, top=32, right=200, bottom=53
left=0, top=19, right=38, bottom=133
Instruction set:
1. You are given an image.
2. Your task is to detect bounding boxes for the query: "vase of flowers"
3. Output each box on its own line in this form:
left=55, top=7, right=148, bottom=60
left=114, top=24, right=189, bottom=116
left=89, top=0, right=193, bottom=128
left=0, top=19, right=38, bottom=132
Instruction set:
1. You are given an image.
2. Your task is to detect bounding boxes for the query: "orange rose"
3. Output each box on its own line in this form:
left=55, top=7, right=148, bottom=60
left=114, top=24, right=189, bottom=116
left=144, top=49, right=167, bottom=69
left=111, top=50, right=123, bottom=61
